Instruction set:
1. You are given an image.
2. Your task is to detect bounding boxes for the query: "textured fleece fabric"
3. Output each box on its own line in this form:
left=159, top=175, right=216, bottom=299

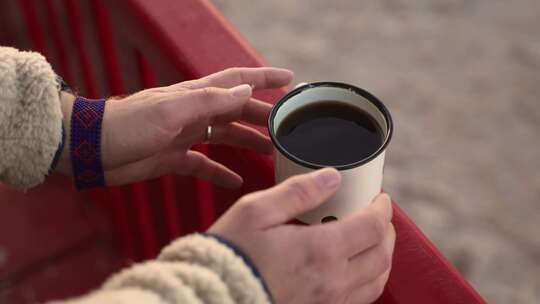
left=0, top=46, right=63, bottom=189
left=159, top=234, right=270, bottom=304
left=51, top=234, right=270, bottom=304
left=1, top=47, right=270, bottom=304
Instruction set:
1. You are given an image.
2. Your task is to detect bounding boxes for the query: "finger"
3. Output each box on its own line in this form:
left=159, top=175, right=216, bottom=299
left=233, top=168, right=342, bottom=229
left=211, top=122, right=273, bottom=154
left=179, top=150, right=243, bottom=188
left=348, top=268, right=391, bottom=304
left=199, top=97, right=271, bottom=127
left=347, top=223, right=395, bottom=286
left=159, top=84, right=252, bottom=128
left=105, top=150, right=243, bottom=188
left=240, top=98, right=272, bottom=126
left=169, top=67, right=294, bottom=91
left=315, top=193, right=393, bottom=258
left=105, top=150, right=171, bottom=185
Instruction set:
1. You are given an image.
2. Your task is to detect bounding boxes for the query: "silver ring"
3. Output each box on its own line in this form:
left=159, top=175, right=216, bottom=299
left=205, top=125, right=213, bottom=142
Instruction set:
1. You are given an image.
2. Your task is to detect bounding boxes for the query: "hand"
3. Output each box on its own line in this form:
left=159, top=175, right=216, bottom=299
left=208, top=168, right=395, bottom=304
left=56, top=67, right=293, bottom=187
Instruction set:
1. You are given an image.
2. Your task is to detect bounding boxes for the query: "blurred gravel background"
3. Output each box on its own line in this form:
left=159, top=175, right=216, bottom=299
left=211, top=1, right=540, bottom=303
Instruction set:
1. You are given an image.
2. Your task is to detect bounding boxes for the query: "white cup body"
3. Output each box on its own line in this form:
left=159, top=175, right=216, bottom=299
left=269, top=82, right=393, bottom=224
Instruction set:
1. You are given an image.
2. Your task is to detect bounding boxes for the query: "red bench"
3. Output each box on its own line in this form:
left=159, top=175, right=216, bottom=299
left=0, top=0, right=486, bottom=303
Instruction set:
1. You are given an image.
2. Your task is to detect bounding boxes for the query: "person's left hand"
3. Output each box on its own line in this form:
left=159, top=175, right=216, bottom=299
left=57, top=67, right=293, bottom=188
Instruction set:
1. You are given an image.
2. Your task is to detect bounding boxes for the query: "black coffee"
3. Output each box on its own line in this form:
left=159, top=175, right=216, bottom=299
left=276, top=101, right=383, bottom=166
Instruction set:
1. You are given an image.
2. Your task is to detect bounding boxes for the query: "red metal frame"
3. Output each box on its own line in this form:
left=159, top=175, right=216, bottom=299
left=0, top=0, right=486, bottom=303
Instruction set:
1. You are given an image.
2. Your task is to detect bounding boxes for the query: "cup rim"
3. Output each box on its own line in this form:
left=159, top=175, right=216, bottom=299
left=268, top=82, right=394, bottom=171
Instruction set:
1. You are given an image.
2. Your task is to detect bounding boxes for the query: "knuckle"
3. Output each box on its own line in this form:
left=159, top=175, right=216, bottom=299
left=368, top=213, right=387, bottom=243
left=189, top=153, right=205, bottom=170
left=373, top=193, right=392, bottom=216
left=176, top=80, right=198, bottom=90
left=236, top=192, right=257, bottom=205
left=286, top=177, right=315, bottom=203
left=260, top=69, right=269, bottom=87
left=235, top=198, right=263, bottom=219
left=225, top=67, right=245, bottom=82
left=199, top=87, right=217, bottom=100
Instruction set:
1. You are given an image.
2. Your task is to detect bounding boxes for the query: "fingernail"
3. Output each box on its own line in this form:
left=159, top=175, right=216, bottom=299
left=229, top=84, right=252, bottom=98
left=314, top=168, right=341, bottom=189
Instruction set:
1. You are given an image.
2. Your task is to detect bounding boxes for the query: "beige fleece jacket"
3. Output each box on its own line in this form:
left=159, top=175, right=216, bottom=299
left=0, top=47, right=271, bottom=304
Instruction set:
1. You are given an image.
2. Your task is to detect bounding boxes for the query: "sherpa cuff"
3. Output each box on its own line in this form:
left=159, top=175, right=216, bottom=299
left=103, top=261, right=234, bottom=304
left=159, top=233, right=272, bottom=304
left=0, top=46, right=62, bottom=189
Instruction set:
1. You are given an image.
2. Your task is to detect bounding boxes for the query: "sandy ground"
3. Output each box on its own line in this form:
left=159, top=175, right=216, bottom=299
left=211, top=1, right=540, bottom=303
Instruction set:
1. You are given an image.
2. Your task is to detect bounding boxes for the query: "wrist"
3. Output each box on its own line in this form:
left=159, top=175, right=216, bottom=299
left=54, top=92, right=75, bottom=176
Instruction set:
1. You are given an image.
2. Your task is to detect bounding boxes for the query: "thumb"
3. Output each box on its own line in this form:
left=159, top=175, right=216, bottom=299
left=237, top=168, right=342, bottom=229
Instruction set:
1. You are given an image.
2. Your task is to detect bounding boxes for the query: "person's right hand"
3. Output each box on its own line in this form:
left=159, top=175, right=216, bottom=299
left=208, top=168, right=395, bottom=304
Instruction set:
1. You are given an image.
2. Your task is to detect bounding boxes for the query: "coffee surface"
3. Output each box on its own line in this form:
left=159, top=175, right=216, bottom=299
left=276, top=101, right=383, bottom=166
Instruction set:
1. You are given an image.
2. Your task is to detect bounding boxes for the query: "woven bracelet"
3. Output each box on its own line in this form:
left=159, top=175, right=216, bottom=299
left=70, top=96, right=106, bottom=189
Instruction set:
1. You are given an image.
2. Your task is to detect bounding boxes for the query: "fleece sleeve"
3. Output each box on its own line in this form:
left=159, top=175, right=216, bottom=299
left=0, top=46, right=63, bottom=189
left=51, top=234, right=272, bottom=304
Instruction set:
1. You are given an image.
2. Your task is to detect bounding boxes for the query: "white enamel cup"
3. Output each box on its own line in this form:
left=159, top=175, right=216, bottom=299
left=268, top=82, right=393, bottom=224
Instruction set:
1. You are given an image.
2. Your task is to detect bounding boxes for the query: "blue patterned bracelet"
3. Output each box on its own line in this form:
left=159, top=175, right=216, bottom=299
left=70, top=96, right=106, bottom=189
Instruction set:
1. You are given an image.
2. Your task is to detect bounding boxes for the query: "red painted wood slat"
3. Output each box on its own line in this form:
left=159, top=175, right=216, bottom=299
left=43, top=0, right=73, bottom=83
left=64, top=0, right=98, bottom=97
left=90, top=0, right=159, bottom=260
left=0, top=238, right=121, bottom=303
left=19, top=0, right=47, bottom=55
left=0, top=175, right=93, bottom=280
left=383, top=203, right=486, bottom=304
left=192, top=144, right=217, bottom=230
left=123, top=0, right=265, bottom=77
left=135, top=52, right=183, bottom=240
